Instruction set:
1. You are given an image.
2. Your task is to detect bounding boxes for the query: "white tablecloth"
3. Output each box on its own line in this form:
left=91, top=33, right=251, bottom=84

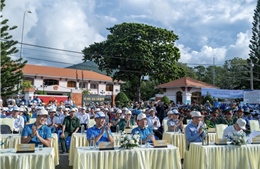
left=163, top=132, right=216, bottom=159
left=0, top=133, right=59, bottom=165
left=69, top=132, right=121, bottom=166
left=184, top=143, right=260, bottom=169
left=73, top=145, right=181, bottom=169
left=0, top=147, right=55, bottom=169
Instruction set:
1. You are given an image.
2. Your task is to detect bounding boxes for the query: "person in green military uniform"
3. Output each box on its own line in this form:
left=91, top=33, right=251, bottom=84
left=205, top=112, right=220, bottom=128
left=183, top=109, right=192, bottom=124
left=118, top=110, right=136, bottom=131
left=60, top=108, right=80, bottom=153
left=219, top=110, right=234, bottom=126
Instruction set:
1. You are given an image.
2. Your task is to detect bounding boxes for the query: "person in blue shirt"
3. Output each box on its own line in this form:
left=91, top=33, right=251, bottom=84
left=132, top=113, right=155, bottom=144
left=21, top=109, right=52, bottom=147
left=87, top=111, right=114, bottom=145
left=185, top=111, right=206, bottom=149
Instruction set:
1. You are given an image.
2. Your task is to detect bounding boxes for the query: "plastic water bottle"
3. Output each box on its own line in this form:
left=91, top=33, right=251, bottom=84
left=116, top=125, right=119, bottom=133
left=90, top=134, right=95, bottom=149
left=81, top=125, right=85, bottom=134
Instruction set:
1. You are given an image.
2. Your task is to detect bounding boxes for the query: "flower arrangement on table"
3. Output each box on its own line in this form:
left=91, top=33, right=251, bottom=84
left=230, top=132, right=246, bottom=146
left=119, top=131, right=140, bottom=149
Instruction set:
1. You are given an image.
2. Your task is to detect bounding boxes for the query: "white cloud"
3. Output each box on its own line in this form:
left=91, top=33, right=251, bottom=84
left=2, top=0, right=258, bottom=68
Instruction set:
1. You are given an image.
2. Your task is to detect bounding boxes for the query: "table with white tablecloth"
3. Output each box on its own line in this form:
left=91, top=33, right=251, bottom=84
left=69, top=132, right=121, bottom=166
left=162, top=132, right=216, bottom=159
left=0, top=147, right=55, bottom=169
left=184, top=143, right=260, bottom=169
left=73, top=145, right=181, bottom=169
left=0, top=133, right=59, bottom=165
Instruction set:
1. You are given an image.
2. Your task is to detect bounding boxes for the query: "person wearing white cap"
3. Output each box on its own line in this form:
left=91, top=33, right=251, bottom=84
left=185, top=111, right=206, bottom=148
left=132, top=113, right=155, bottom=144
left=167, top=109, right=184, bottom=132
left=87, top=111, right=114, bottom=144
left=222, top=118, right=246, bottom=141
left=21, top=109, right=52, bottom=147
left=60, top=108, right=80, bottom=153
left=111, top=109, right=122, bottom=132
left=46, top=108, right=61, bottom=133
left=117, top=110, right=136, bottom=131
left=76, top=107, right=90, bottom=130
left=6, top=106, right=24, bottom=133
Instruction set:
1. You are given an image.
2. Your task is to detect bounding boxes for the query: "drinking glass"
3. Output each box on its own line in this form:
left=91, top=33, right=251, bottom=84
left=38, top=144, right=43, bottom=151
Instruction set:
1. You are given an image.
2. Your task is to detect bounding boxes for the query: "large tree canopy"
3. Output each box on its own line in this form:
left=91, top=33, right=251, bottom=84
left=83, top=22, right=184, bottom=101
left=247, top=0, right=260, bottom=89
left=1, top=0, right=27, bottom=97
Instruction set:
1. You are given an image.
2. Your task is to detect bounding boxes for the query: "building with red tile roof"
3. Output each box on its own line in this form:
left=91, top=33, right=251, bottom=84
left=22, top=64, right=121, bottom=106
left=156, top=77, right=218, bottom=104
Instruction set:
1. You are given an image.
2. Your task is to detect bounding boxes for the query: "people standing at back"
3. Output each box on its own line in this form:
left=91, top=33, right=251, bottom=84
left=64, top=96, right=73, bottom=108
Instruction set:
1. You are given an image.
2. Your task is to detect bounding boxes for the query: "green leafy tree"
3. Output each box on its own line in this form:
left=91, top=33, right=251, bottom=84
left=222, top=58, right=248, bottom=89
left=160, top=96, right=170, bottom=105
left=1, top=0, right=27, bottom=97
left=83, top=22, right=184, bottom=101
left=247, top=0, right=260, bottom=89
left=115, top=92, right=130, bottom=107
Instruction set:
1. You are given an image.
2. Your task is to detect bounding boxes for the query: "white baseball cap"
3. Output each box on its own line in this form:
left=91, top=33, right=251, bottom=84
left=236, top=118, right=246, bottom=130
left=125, top=110, right=132, bottom=115
left=50, top=108, right=56, bottom=112
left=167, top=110, right=174, bottom=115
left=37, top=109, right=48, bottom=116
left=116, top=109, right=122, bottom=114
left=191, top=111, right=203, bottom=117
left=70, top=108, right=76, bottom=112
left=137, top=113, right=147, bottom=120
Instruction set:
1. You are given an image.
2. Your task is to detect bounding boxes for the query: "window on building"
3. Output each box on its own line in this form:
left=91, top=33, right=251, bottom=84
left=67, top=81, right=76, bottom=87
left=176, top=91, right=182, bottom=104
left=106, top=84, right=113, bottom=91
left=44, top=79, right=59, bottom=86
left=90, top=83, right=97, bottom=89
left=79, top=82, right=85, bottom=88
left=191, top=91, right=202, bottom=104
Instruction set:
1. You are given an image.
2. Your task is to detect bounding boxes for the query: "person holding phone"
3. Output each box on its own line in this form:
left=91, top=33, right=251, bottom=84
left=87, top=111, right=114, bottom=144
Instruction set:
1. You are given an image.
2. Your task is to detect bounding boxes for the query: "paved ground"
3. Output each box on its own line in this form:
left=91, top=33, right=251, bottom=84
left=55, top=153, right=72, bottom=169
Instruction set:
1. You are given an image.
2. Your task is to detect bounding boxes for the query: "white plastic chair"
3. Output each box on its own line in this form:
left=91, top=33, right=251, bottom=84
left=163, top=120, right=168, bottom=132
left=88, top=119, right=95, bottom=128
left=249, top=120, right=260, bottom=133
left=0, top=118, right=14, bottom=130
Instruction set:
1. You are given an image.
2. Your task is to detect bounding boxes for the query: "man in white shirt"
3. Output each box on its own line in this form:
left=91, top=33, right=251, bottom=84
left=59, top=108, right=70, bottom=125
left=47, top=108, right=61, bottom=133
left=64, top=96, right=73, bottom=108
left=76, top=107, right=90, bottom=130
left=7, top=106, right=24, bottom=133
left=147, top=109, right=162, bottom=139
left=223, top=118, right=246, bottom=141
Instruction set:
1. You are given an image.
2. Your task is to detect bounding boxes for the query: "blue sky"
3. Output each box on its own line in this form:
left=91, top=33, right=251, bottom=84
left=2, top=0, right=257, bottom=67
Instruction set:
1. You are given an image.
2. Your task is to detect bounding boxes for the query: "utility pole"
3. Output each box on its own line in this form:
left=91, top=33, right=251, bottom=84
left=250, top=59, right=254, bottom=90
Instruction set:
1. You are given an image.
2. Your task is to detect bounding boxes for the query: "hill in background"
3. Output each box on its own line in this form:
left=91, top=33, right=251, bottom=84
left=67, top=61, right=108, bottom=75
